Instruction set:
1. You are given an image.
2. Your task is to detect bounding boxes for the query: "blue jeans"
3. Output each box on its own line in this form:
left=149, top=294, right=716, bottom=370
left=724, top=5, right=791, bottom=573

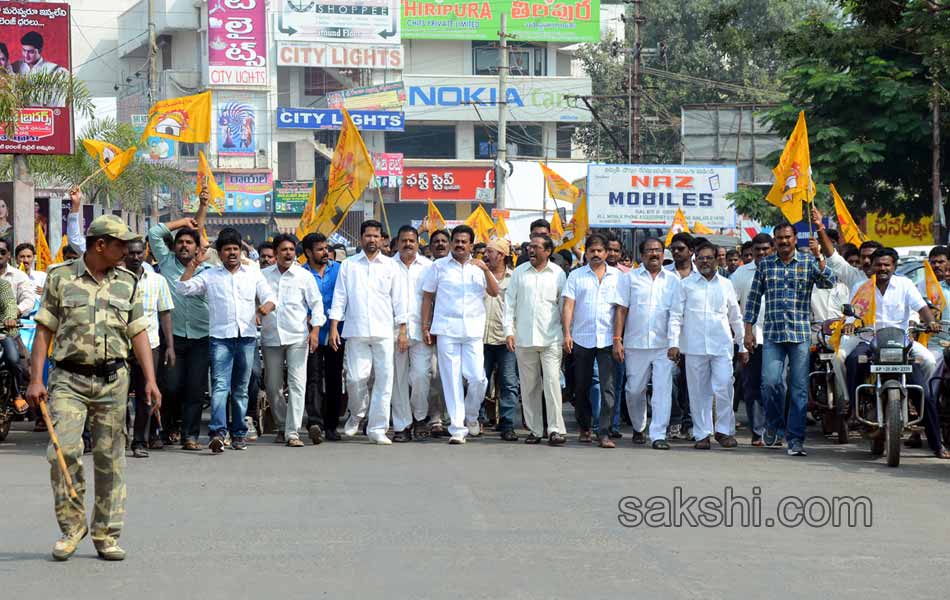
left=761, top=340, right=809, bottom=443
left=591, top=358, right=623, bottom=434
left=209, top=336, right=256, bottom=439
left=484, top=344, right=520, bottom=431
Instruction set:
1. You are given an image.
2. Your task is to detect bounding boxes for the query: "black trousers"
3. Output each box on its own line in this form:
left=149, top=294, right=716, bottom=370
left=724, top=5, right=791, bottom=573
left=305, top=342, right=345, bottom=431
left=131, top=348, right=161, bottom=445
left=572, top=344, right=615, bottom=432
left=163, top=335, right=210, bottom=442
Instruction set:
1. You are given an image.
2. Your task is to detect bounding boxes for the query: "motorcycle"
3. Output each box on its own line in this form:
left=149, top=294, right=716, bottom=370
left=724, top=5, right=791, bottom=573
left=809, top=319, right=848, bottom=444
left=925, top=322, right=950, bottom=448
left=0, top=323, right=26, bottom=442
left=853, top=324, right=928, bottom=467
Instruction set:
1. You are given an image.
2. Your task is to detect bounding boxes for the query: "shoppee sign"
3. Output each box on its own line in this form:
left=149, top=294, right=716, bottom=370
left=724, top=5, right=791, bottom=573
left=404, top=75, right=590, bottom=122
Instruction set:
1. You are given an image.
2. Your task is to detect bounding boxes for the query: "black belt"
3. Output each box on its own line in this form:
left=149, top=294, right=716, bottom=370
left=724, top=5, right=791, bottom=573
left=55, top=359, right=126, bottom=379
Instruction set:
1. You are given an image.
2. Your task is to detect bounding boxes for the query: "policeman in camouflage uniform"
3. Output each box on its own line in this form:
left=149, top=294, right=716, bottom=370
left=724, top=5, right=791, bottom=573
left=26, top=215, right=161, bottom=562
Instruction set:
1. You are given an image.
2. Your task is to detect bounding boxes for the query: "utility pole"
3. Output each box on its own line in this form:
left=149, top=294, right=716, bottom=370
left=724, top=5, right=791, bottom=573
left=631, top=0, right=643, bottom=164
left=147, top=0, right=160, bottom=220
left=495, top=13, right=508, bottom=209
left=933, top=80, right=942, bottom=244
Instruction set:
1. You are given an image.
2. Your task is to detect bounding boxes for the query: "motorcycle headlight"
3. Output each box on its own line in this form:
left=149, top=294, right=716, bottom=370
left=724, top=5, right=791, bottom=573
left=879, top=348, right=904, bottom=364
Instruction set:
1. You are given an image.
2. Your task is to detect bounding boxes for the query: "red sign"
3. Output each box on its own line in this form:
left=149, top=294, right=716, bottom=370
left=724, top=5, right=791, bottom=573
left=401, top=166, right=495, bottom=202
left=0, top=2, right=73, bottom=154
left=207, top=0, right=268, bottom=87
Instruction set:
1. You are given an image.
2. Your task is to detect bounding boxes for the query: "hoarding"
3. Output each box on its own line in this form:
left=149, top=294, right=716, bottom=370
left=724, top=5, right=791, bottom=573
left=0, top=2, right=73, bottom=154
left=274, top=180, right=311, bottom=214
left=371, top=152, right=402, bottom=188
left=183, top=171, right=273, bottom=213
left=327, top=82, right=405, bottom=110
left=866, top=212, right=932, bottom=247
left=132, top=114, right=176, bottom=164
left=276, top=42, right=403, bottom=70
left=402, top=0, right=600, bottom=43
left=403, top=75, right=591, bottom=122
left=217, top=102, right=256, bottom=157
left=208, top=0, right=268, bottom=87
left=277, top=108, right=405, bottom=131
left=401, top=166, right=495, bottom=202
left=587, top=164, right=738, bottom=229
left=275, top=0, right=400, bottom=45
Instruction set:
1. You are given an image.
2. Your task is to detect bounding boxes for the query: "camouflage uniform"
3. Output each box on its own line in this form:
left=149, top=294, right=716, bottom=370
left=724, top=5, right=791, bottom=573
left=35, top=248, right=148, bottom=545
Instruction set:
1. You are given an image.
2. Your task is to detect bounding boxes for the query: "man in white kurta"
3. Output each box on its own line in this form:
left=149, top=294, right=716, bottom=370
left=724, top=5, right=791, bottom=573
left=668, top=244, right=748, bottom=449
left=391, top=226, right=433, bottom=442
left=421, top=225, right=500, bottom=444
left=328, top=221, right=408, bottom=445
left=612, top=237, right=679, bottom=449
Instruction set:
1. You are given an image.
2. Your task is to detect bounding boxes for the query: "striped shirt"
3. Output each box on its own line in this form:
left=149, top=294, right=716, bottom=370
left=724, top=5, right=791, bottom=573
left=562, top=264, right=620, bottom=348
left=744, top=251, right=835, bottom=344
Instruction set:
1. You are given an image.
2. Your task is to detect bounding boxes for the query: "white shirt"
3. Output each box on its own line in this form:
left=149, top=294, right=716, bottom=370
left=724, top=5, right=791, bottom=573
left=613, top=265, right=679, bottom=350
left=328, top=252, right=406, bottom=340
left=176, top=264, right=276, bottom=339
left=503, top=260, right=566, bottom=347
left=827, top=251, right=868, bottom=291
left=863, top=275, right=926, bottom=332
left=811, top=281, right=851, bottom=322
left=395, top=253, right=432, bottom=341
left=562, top=264, right=620, bottom=349
left=669, top=272, right=744, bottom=357
left=0, top=266, right=36, bottom=316
left=26, top=269, right=46, bottom=292
left=422, top=255, right=489, bottom=339
left=260, top=263, right=325, bottom=347
left=139, top=268, right=174, bottom=349
left=730, top=262, right=764, bottom=345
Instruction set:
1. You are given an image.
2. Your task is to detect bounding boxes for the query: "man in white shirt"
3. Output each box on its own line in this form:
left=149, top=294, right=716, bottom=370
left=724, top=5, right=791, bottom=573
left=177, top=227, right=277, bottom=453
left=391, top=225, right=432, bottom=442
left=421, top=225, right=500, bottom=445
left=612, top=236, right=679, bottom=449
left=125, top=239, right=175, bottom=458
left=730, top=232, right=775, bottom=446
left=562, top=233, right=621, bottom=448
left=669, top=243, right=748, bottom=450
left=843, top=247, right=949, bottom=459
left=328, top=220, right=408, bottom=445
left=505, top=234, right=566, bottom=445
left=0, top=238, right=37, bottom=316
left=261, top=234, right=324, bottom=447
left=12, top=31, right=68, bottom=107
left=15, top=243, right=46, bottom=295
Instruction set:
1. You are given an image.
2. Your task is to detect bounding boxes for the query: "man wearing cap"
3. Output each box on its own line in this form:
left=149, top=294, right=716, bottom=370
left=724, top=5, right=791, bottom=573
left=483, top=237, right=518, bottom=440
left=26, top=215, right=161, bottom=562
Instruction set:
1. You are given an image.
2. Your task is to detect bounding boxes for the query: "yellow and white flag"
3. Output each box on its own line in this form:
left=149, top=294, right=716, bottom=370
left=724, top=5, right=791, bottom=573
left=196, top=151, right=225, bottom=215
left=555, top=192, right=589, bottom=253
left=539, top=162, right=579, bottom=204
left=765, top=111, right=815, bottom=224
left=665, top=207, right=690, bottom=247
left=464, top=205, right=495, bottom=244
left=141, top=90, right=212, bottom=144
left=82, top=139, right=137, bottom=181
left=830, top=183, right=866, bottom=246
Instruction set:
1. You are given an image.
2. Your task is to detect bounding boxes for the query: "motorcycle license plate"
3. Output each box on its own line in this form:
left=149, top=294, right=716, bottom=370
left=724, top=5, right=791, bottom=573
left=818, top=353, right=835, bottom=360
left=870, top=364, right=912, bottom=374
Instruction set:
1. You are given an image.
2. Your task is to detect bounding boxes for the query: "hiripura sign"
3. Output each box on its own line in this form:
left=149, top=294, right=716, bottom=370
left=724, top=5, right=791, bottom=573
left=401, top=0, right=600, bottom=43
left=587, top=164, right=738, bottom=229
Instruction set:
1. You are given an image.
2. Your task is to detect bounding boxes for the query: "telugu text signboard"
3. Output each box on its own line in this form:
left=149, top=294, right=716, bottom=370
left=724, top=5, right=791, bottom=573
left=403, top=75, right=591, bottom=123
left=371, top=152, right=403, bottom=189
left=275, top=0, right=400, bottom=45
left=0, top=2, right=73, bottom=155
left=184, top=171, right=273, bottom=213
left=274, top=180, right=311, bottom=214
left=207, top=0, right=268, bottom=87
left=587, top=164, right=738, bottom=229
left=866, top=212, right=932, bottom=247
left=276, top=41, right=403, bottom=70
left=277, top=108, right=405, bottom=131
left=401, top=166, right=495, bottom=202
left=328, top=82, right=405, bottom=110
left=402, top=0, right=600, bottom=43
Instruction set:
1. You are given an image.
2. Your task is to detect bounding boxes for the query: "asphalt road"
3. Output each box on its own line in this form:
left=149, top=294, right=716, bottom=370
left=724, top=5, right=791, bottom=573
left=3, top=416, right=950, bottom=599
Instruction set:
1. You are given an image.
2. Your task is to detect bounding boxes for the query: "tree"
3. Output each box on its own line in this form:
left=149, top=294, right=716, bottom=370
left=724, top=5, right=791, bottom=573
left=765, top=0, right=950, bottom=219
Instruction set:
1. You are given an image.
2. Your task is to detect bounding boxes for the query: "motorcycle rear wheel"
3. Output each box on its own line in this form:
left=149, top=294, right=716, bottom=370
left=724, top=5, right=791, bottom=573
left=886, top=390, right=902, bottom=468
left=0, top=416, right=10, bottom=442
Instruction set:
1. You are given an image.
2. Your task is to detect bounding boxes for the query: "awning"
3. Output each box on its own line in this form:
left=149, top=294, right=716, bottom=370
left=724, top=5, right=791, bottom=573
left=273, top=216, right=300, bottom=235
left=205, top=216, right=266, bottom=226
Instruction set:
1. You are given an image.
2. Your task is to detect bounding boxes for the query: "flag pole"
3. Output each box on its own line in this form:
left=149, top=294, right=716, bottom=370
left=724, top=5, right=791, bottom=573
left=375, top=186, right=391, bottom=237
left=77, top=163, right=109, bottom=189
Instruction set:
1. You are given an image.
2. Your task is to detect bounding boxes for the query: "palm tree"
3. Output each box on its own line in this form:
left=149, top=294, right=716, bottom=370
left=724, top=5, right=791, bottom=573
left=0, top=70, right=94, bottom=245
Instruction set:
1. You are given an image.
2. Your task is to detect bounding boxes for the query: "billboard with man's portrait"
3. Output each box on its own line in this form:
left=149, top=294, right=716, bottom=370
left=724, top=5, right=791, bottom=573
left=0, top=1, right=73, bottom=154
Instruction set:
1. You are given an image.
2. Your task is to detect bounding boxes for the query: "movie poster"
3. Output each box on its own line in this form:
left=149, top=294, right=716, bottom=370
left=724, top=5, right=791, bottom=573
left=217, top=102, right=256, bottom=157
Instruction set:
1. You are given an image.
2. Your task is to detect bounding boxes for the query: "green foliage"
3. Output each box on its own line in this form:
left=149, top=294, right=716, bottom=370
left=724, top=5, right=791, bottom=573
left=727, top=184, right=833, bottom=227
left=0, top=70, right=93, bottom=137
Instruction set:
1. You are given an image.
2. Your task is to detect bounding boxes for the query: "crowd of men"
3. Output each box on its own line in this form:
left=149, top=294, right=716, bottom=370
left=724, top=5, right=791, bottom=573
left=14, top=192, right=950, bottom=463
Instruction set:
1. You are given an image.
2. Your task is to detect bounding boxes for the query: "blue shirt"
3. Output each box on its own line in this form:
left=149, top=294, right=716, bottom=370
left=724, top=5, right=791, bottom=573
left=744, top=251, right=835, bottom=344
left=147, top=223, right=211, bottom=339
left=304, top=260, right=340, bottom=345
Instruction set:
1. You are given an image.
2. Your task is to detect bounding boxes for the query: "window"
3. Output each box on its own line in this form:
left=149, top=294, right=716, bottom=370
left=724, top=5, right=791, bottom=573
left=557, top=125, right=576, bottom=159
left=473, top=41, right=546, bottom=76
left=277, top=142, right=296, bottom=180
left=475, top=124, right=543, bottom=158
left=179, top=142, right=197, bottom=157
left=303, top=68, right=355, bottom=97
left=386, top=126, right=456, bottom=159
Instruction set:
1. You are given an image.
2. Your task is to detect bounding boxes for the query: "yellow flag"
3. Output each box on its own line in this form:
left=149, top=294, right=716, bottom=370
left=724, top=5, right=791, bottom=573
left=296, top=181, right=318, bottom=240
left=309, top=108, right=375, bottom=237
left=550, top=210, right=566, bottom=241
left=665, top=207, right=691, bottom=247
left=195, top=151, right=225, bottom=215
left=920, top=261, right=946, bottom=345
left=426, top=199, right=446, bottom=234
left=555, top=192, right=589, bottom=252
left=539, top=162, right=579, bottom=204
left=82, top=139, right=136, bottom=181
left=766, top=111, right=815, bottom=224
left=35, top=224, right=52, bottom=271
left=464, top=205, right=495, bottom=243
left=141, top=90, right=212, bottom=144
left=493, top=213, right=509, bottom=239
left=851, top=276, right=876, bottom=327
left=692, top=220, right=714, bottom=235
left=52, top=235, right=68, bottom=264
left=830, top=183, right=866, bottom=246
